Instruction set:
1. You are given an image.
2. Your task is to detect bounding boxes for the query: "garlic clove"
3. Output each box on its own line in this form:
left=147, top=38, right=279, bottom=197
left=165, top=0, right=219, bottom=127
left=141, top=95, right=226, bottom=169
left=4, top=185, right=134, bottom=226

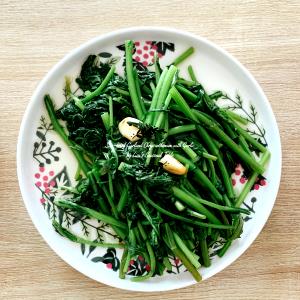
left=118, top=117, right=141, bottom=142
left=160, top=154, right=187, bottom=175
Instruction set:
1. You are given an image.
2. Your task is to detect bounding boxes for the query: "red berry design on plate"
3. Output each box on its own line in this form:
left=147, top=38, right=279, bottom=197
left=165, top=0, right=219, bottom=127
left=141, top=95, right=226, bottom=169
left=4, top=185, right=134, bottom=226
left=132, top=41, right=167, bottom=66
left=260, top=179, right=266, bottom=186
left=35, top=165, right=56, bottom=200
left=175, top=258, right=180, bottom=266
left=145, top=264, right=151, bottom=272
left=254, top=184, right=260, bottom=190
left=232, top=178, right=236, bottom=186
left=129, top=259, right=135, bottom=265
left=235, top=169, right=241, bottom=176
left=50, top=180, right=56, bottom=187
left=106, top=263, right=113, bottom=269
left=240, top=177, right=246, bottom=184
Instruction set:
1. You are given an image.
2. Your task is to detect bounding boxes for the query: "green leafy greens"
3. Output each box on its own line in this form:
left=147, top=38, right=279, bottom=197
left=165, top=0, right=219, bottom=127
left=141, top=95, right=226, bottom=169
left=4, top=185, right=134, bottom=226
left=44, top=41, right=270, bottom=282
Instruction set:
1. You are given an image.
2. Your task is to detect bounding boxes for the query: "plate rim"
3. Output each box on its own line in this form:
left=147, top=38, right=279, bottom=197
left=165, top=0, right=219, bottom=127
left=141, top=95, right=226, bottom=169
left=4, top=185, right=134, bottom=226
left=17, top=26, right=282, bottom=292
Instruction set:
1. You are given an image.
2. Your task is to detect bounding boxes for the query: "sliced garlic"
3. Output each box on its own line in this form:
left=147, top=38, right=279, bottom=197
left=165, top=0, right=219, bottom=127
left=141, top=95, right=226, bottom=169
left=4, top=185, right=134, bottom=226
left=118, top=117, right=141, bottom=142
left=160, top=154, right=187, bottom=175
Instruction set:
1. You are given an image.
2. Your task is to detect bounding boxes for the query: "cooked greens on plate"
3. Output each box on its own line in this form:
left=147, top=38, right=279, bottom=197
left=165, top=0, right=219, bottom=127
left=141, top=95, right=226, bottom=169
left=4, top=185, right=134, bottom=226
left=44, top=40, right=270, bottom=282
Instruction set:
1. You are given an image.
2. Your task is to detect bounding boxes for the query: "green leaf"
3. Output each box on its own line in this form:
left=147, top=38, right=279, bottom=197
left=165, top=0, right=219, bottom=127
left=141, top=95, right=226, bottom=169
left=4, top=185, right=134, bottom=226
left=91, top=256, right=103, bottom=263
left=99, top=52, right=112, bottom=58
left=87, top=242, right=97, bottom=258
left=36, top=130, right=46, bottom=141
left=46, top=202, right=51, bottom=217
left=80, top=243, right=85, bottom=255
left=58, top=208, right=64, bottom=225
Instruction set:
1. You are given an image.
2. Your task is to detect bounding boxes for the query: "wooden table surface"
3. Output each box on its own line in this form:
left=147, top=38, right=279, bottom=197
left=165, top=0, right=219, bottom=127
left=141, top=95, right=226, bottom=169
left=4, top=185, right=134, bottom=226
left=1, top=0, right=300, bottom=299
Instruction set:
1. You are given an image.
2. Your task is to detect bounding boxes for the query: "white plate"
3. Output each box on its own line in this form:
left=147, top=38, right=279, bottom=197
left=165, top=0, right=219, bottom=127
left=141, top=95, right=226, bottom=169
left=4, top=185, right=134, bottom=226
left=17, top=27, right=281, bottom=292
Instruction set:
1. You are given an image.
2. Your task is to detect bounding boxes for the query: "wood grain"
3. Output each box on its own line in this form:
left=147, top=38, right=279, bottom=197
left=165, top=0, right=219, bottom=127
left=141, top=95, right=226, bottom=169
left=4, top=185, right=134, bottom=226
left=1, top=0, right=300, bottom=299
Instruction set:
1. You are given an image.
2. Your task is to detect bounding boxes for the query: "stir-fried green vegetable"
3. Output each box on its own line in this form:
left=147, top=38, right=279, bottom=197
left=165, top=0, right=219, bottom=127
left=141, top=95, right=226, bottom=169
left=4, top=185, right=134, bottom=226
left=44, top=40, right=270, bottom=282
